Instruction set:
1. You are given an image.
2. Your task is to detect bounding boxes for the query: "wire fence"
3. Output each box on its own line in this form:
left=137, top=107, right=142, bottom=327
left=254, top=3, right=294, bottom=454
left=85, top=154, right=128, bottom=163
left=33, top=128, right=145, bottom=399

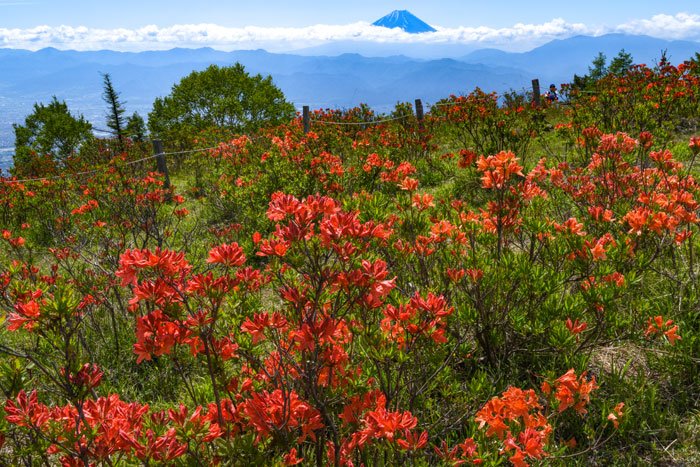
left=3, top=146, right=220, bottom=184
left=3, top=79, right=556, bottom=185
left=3, top=112, right=420, bottom=184
left=0, top=103, right=469, bottom=185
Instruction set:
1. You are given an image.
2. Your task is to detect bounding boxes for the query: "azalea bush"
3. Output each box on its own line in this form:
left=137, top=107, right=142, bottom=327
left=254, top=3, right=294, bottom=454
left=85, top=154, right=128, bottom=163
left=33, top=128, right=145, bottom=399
left=0, top=61, right=699, bottom=465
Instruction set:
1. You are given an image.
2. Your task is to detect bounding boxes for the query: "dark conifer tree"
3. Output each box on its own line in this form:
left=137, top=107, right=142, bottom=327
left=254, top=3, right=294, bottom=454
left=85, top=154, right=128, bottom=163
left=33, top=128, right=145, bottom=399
left=126, top=112, right=147, bottom=142
left=101, top=73, right=126, bottom=148
left=608, top=49, right=634, bottom=76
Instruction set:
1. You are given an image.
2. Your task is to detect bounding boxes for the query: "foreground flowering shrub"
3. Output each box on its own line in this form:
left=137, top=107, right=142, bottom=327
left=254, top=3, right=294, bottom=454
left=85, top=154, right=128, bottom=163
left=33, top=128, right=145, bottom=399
left=4, top=391, right=224, bottom=464
left=3, top=368, right=611, bottom=466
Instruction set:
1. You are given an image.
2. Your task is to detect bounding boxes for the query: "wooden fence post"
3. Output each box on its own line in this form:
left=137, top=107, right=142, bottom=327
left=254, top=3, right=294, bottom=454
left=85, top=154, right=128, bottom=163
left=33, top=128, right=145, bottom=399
left=152, top=139, right=170, bottom=190
left=531, top=79, right=541, bottom=107
left=414, top=98, right=424, bottom=129
left=303, top=106, right=310, bottom=134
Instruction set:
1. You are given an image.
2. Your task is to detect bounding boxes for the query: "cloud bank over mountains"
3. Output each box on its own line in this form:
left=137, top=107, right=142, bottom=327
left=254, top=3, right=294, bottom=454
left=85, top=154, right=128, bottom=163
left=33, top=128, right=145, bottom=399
left=0, top=13, right=698, bottom=52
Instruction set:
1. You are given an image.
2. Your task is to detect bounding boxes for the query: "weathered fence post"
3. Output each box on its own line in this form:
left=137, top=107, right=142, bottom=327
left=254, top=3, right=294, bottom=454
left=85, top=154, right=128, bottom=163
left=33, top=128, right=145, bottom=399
left=414, top=98, right=424, bottom=129
left=531, top=79, right=541, bottom=107
left=303, top=105, right=310, bottom=134
left=152, top=139, right=170, bottom=190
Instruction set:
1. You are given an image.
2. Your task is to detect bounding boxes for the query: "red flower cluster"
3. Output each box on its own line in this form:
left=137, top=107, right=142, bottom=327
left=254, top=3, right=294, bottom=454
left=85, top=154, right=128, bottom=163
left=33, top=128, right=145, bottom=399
left=116, top=248, right=191, bottom=286
left=332, top=392, right=427, bottom=464
left=207, top=242, right=246, bottom=267
left=7, top=295, right=43, bottom=331
left=242, top=389, right=323, bottom=443
left=542, top=369, right=598, bottom=415
left=117, top=245, right=255, bottom=363
left=381, top=292, right=453, bottom=349
left=645, top=315, right=681, bottom=345
left=475, top=386, right=550, bottom=467
left=2, top=229, right=25, bottom=248
left=476, top=151, right=524, bottom=189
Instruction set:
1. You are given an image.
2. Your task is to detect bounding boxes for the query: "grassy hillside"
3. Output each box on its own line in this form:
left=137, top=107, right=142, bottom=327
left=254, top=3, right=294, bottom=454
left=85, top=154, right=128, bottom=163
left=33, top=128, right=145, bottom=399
left=0, top=61, right=699, bottom=466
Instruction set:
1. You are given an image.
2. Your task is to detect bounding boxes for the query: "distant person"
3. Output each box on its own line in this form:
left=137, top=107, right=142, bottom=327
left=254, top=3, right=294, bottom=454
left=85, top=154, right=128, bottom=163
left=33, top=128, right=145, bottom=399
left=545, top=84, right=559, bottom=103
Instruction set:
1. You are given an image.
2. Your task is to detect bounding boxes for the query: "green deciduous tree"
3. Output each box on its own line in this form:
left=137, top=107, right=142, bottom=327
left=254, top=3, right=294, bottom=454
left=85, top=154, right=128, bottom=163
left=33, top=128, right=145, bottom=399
left=13, top=97, right=93, bottom=175
left=148, top=63, right=295, bottom=144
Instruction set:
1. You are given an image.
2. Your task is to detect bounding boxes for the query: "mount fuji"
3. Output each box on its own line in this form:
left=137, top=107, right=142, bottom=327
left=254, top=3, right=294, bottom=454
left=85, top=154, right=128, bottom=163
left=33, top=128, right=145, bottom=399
left=372, top=10, right=437, bottom=34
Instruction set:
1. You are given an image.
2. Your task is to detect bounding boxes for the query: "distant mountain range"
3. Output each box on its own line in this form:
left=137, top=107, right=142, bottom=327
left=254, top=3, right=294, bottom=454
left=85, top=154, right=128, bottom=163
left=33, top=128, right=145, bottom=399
left=460, top=34, right=700, bottom=80
left=0, top=32, right=698, bottom=171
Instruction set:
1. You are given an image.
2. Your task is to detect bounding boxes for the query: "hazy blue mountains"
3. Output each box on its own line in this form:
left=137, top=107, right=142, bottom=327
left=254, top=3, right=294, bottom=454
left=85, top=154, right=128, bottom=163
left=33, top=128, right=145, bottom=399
left=0, top=26, right=698, bottom=171
left=0, top=46, right=527, bottom=170
left=461, top=33, right=700, bottom=81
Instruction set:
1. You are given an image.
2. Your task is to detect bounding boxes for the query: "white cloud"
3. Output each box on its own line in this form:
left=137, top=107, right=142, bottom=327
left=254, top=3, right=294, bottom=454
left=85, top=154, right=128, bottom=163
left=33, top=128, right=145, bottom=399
left=614, top=13, right=700, bottom=40
left=433, top=19, right=599, bottom=45
left=0, top=14, right=698, bottom=52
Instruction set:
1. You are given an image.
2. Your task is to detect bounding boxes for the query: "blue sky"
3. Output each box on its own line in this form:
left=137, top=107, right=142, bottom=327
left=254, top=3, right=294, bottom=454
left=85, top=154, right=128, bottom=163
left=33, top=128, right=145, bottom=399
left=1, top=0, right=698, bottom=28
left=1, top=0, right=699, bottom=51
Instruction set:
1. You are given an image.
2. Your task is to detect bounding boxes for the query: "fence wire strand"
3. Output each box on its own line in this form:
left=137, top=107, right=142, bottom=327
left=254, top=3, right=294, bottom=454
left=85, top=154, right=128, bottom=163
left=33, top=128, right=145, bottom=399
left=310, top=115, right=409, bottom=126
